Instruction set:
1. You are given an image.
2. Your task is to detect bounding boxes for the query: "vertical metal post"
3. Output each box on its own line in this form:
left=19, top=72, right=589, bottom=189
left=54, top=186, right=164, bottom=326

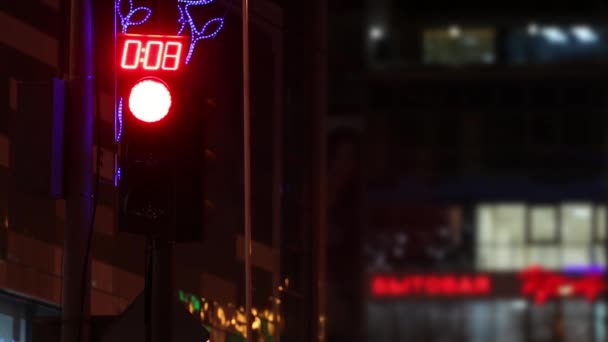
left=312, top=0, right=328, bottom=340
left=242, top=0, right=253, bottom=340
left=151, top=240, right=173, bottom=342
left=62, top=0, right=95, bottom=340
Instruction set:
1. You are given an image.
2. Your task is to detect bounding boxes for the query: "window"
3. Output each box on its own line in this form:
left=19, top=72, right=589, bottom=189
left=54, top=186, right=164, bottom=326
left=476, top=203, right=606, bottom=271
left=0, top=291, right=60, bottom=342
left=506, top=24, right=608, bottom=65
left=477, top=204, right=525, bottom=245
left=595, top=206, right=606, bottom=241
left=561, top=203, right=592, bottom=245
left=423, top=27, right=495, bottom=65
left=529, top=206, right=557, bottom=242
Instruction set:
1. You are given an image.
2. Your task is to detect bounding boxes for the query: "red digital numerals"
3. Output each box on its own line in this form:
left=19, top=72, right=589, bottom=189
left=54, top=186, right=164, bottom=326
left=120, top=38, right=183, bottom=71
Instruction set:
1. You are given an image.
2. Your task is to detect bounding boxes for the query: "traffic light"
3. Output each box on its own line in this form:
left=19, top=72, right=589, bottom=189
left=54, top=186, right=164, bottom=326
left=116, top=32, right=204, bottom=240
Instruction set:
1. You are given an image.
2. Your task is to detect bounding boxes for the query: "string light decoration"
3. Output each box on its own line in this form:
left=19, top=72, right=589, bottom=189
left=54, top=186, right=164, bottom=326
left=115, top=0, right=151, bottom=188
left=116, top=0, right=152, bottom=34
left=114, top=96, right=124, bottom=187
left=176, top=0, right=224, bottom=64
left=116, top=97, right=124, bottom=143
left=177, top=290, right=282, bottom=339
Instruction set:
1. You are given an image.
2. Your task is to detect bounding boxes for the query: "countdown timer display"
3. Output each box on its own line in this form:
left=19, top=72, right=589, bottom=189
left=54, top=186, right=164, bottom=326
left=117, top=34, right=187, bottom=72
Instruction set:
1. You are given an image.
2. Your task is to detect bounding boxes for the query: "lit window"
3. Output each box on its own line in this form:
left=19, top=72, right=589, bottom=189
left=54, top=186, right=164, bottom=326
left=562, top=203, right=592, bottom=245
left=595, top=206, right=606, bottom=241
left=507, top=24, right=608, bottom=65
left=477, top=204, right=526, bottom=245
left=494, top=246, right=526, bottom=270
left=477, top=205, right=494, bottom=245
left=528, top=247, right=560, bottom=270
left=423, top=27, right=495, bottom=65
left=562, top=246, right=590, bottom=265
left=593, top=245, right=605, bottom=265
left=496, top=204, right=525, bottom=244
left=530, top=206, right=557, bottom=242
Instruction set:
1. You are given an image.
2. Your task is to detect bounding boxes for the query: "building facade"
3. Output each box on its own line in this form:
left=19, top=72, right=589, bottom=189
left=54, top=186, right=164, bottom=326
left=0, top=0, right=326, bottom=341
left=328, top=1, right=608, bottom=340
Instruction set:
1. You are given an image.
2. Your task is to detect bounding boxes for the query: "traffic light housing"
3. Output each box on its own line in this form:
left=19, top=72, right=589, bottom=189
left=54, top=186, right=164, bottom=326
left=116, top=33, right=204, bottom=240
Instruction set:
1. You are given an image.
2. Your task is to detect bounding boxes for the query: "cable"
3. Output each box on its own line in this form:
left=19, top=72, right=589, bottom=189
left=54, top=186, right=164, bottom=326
left=74, top=80, right=101, bottom=342
left=75, top=2, right=102, bottom=340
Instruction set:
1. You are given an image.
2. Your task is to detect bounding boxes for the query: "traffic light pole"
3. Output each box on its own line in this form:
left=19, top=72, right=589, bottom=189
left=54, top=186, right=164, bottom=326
left=151, top=238, right=173, bottom=342
left=61, top=0, right=95, bottom=341
left=242, top=0, right=253, bottom=341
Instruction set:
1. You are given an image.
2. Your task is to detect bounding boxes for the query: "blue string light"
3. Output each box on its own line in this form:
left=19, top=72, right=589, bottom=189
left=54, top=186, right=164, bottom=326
left=115, top=0, right=149, bottom=185
left=116, top=0, right=152, bottom=33
left=115, top=166, right=122, bottom=186
left=176, top=0, right=224, bottom=64
left=116, top=97, right=124, bottom=142
left=178, top=0, right=216, bottom=5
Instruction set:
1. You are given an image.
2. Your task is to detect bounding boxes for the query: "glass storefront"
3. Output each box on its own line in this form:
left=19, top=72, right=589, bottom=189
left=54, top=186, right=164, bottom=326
left=0, top=291, right=60, bottom=342
left=367, top=299, right=607, bottom=342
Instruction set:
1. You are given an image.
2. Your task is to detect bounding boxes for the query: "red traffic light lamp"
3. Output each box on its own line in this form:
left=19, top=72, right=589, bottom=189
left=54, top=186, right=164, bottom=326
left=117, top=34, right=186, bottom=125
left=128, top=77, right=172, bottom=123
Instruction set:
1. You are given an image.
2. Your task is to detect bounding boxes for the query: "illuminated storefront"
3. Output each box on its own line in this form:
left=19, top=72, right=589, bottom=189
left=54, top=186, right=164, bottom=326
left=365, top=198, right=608, bottom=342
left=0, top=290, right=60, bottom=342
left=367, top=268, right=607, bottom=341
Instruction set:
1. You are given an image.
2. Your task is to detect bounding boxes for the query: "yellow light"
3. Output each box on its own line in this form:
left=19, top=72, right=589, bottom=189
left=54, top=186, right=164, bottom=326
left=278, top=286, right=284, bottom=291
left=216, top=307, right=226, bottom=326
left=252, top=317, right=261, bottom=330
left=252, top=308, right=258, bottom=316
left=188, top=303, right=194, bottom=313
left=284, top=278, right=289, bottom=287
left=236, top=312, right=246, bottom=324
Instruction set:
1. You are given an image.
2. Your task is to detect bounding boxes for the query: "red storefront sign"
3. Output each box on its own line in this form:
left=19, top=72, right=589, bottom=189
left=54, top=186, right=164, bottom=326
left=370, top=266, right=607, bottom=304
left=519, top=266, right=605, bottom=305
left=371, top=274, right=491, bottom=297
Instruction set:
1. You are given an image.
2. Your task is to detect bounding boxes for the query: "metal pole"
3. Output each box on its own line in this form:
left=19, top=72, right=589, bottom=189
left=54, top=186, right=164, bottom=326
left=242, top=0, right=253, bottom=340
left=151, top=240, right=173, bottom=342
left=62, top=0, right=95, bottom=340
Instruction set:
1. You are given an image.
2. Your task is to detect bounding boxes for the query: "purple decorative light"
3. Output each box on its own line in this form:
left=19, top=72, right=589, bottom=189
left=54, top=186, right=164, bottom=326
left=176, top=0, right=224, bottom=64
left=115, top=0, right=151, bottom=187
left=116, top=0, right=152, bottom=34
left=562, top=264, right=606, bottom=275
left=116, top=166, right=122, bottom=185
left=116, top=97, right=124, bottom=142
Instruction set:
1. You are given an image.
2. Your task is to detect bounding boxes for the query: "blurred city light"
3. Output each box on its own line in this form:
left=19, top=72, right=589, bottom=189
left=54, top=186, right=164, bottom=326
left=448, top=25, right=461, bottom=38
left=527, top=22, right=539, bottom=36
left=369, top=25, right=385, bottom=41
left=572, top=25, right=599, bottom=44
left=542, top=26, right=568, bottom=44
